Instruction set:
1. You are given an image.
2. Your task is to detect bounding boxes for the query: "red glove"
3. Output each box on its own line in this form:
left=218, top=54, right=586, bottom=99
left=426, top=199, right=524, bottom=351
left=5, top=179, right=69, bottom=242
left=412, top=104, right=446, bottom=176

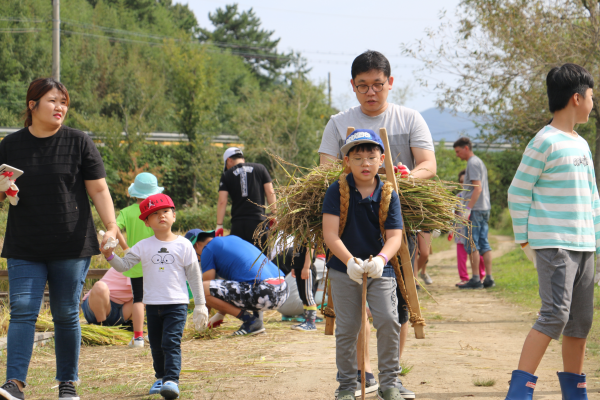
left=215, top=226, right=224, bottom=237
left=1, top=172, right=19, bottom=205
left=448, top=232, right=453, bottom=241
left=394, top=164, right=410, bottom=177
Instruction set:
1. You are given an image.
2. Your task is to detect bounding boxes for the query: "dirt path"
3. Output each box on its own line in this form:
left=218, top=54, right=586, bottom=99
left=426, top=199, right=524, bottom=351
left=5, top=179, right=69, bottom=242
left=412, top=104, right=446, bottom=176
left=23, top=235, right=600, bottom=399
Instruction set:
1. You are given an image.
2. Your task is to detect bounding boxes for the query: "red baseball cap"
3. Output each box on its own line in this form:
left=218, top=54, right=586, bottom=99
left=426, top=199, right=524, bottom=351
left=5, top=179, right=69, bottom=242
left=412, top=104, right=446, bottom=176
left=139, top=193, right=175, bottom=220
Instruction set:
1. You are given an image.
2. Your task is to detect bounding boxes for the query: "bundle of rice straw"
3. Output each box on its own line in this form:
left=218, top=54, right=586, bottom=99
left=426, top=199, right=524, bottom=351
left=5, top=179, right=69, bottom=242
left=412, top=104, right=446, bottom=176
left=36, top=314, right=131, bottom=346
left=258, top=154, right=469, bottom=257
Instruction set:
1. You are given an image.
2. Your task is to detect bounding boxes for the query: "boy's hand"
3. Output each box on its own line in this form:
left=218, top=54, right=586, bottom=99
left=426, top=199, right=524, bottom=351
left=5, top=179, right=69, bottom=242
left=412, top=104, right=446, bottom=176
left=363, top=256, right=385, bottom=279
left=346, top=257, right=365, bottom=284
left=193, top=304, right=209, bottom=331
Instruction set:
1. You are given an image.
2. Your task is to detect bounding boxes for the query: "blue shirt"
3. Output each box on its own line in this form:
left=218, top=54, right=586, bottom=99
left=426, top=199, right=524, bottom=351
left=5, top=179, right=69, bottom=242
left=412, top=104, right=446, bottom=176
left=200, top=236, right=282, bottom=283
left=322, top=173, right=403, bottom=276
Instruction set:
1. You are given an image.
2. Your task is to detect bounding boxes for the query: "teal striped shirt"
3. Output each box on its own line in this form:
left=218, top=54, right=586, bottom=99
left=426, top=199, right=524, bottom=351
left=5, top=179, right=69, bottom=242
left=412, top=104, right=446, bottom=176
left=508, top=125, right=600, bottom=254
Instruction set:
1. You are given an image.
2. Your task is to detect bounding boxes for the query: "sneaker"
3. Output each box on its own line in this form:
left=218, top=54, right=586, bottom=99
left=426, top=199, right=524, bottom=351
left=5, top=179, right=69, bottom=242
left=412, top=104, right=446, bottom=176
left=455, top=280, right=469, bottom=287
left=395, top=379, right=415, bottom=399
left=128, top=337, right=144, bottom=348
left=159, top=381, right=179, bottom=399
left=377, top=387, right=403, bottom=400
left=149, top=379, right=162, bottom=395
left=0, top=381, right=25, bottom=400
left=291, top=321, right=317, bottom=331
left=458, top=277, right=483, bottom=289
left=483, top=276, right=495, bottom=288
left=334, top=374, right=379, bottom=398
left=232, top=312, right=266, bottom=336
left=419, top=272, right=433, bottom=285
left=335, top=390, right=356, bottom=400
left=58, top=382, right=79, bottom=400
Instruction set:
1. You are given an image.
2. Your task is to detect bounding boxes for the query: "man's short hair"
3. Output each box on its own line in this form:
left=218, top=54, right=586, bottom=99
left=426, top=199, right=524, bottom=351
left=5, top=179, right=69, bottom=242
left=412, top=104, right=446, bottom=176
left=229, top=154, right=245, bottom=161
left=351, top=50, right=391, bottom=80
left=453, top=137, right=472, bottom=150
left=547, top=63, right=594, bottom=113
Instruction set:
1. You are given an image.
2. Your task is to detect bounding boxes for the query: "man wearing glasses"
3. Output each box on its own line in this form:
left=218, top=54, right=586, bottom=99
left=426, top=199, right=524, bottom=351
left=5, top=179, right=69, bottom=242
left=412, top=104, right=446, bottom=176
left=319, top=50, right=436, bottom=399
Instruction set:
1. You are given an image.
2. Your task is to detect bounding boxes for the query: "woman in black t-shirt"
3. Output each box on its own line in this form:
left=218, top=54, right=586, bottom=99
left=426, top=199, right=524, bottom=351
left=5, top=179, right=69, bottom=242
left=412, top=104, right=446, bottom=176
left=0, top=78, right=119, bottom=400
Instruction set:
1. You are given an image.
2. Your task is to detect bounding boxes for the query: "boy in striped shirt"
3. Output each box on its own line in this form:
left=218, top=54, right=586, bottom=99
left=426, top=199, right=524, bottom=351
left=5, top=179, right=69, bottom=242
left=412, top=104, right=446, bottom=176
left=506, top=63, right=597, bottom=400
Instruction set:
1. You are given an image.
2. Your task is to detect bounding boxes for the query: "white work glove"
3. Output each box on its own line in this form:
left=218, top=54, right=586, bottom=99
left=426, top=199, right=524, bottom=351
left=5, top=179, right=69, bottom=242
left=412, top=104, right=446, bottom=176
left=215, top=224, right=224, bottom=237
left=521, top=243, right=536, bottom=269
left=99, top=230, right=119, bottom=250
left=346, top=257, right=365, bottom=284
left=0, top=174, right=19, bottom=206
left=0, top=174, right=12, bottom=192
left=207, top=312, right=225, bottom=329
left=363, top=256, right=385, bottom=279
left=393, top=163, right=411, bottom=178
left=432, top=229, right=441, bottom=239
left=193, top=304, right=209, bottom=331
left=463, top=206, right=472, bottom=221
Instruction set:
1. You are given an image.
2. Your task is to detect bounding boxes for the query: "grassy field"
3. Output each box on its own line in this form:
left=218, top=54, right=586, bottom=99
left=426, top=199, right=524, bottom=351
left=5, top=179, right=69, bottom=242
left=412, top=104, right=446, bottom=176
left=489, top=247, right=600, bottom=365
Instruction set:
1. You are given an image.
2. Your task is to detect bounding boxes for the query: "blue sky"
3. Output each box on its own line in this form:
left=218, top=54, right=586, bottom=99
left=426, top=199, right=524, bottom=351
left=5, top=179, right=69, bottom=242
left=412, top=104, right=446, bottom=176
left=176, top=0, right=462, bottom=113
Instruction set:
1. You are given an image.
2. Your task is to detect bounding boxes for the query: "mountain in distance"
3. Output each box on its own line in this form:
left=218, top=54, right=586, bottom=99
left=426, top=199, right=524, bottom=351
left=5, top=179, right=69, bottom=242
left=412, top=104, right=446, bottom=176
left=420, top=108, right=482, bottom=142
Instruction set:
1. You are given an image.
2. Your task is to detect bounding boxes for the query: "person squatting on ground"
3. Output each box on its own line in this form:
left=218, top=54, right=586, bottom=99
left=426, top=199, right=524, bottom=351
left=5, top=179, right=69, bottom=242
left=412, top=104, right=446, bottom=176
left=322, top=130, right=405, bottom=400
left=451, top=169, right=485, bottom=286
left=81, top=267, right=135, bottom=329
left=102, top=193, right=209, bottom=400
left=319, top=50, right=432, bottom=398
left=506, top=63, right=598, bottom=400
left=186, top=229, right=289, bottom=336
left=0, top=78, right=119, bottom=400
left=453, top=137, right=495, bottom=289
left=216, top=147, right=276, bottom=249
left=114, top=172, right=165, bottom=348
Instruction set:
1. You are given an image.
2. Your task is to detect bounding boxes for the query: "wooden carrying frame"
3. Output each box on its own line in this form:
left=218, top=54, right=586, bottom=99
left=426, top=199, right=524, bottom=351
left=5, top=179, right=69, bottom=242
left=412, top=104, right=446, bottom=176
left=323, top=127, right=425, bottom=339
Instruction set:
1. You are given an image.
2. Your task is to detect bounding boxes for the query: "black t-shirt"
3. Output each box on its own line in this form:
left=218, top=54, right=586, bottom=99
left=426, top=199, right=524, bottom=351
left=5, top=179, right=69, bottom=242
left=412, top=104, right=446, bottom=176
left=0, top=126, right=106, bottom=261
left=219, top=162, right=272, bottom=222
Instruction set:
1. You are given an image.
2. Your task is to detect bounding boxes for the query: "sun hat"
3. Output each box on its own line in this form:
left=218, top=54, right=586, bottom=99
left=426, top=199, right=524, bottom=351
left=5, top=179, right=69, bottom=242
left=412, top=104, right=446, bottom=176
left=139, top=193, right=175, bottom=221
left=184, top=228, right=216, bottom=245
left=223, top=147, right=244, bottom=171
left=340, top=129, right=385, bottom=156
left=128, top=172, right=164, bottom=199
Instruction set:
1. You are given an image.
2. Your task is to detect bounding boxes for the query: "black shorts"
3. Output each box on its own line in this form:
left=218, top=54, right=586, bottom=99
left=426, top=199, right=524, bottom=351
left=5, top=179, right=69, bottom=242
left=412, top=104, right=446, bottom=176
left=131, top=276, right=144, bottom=303
left=231, top=219, right=267, bottom=250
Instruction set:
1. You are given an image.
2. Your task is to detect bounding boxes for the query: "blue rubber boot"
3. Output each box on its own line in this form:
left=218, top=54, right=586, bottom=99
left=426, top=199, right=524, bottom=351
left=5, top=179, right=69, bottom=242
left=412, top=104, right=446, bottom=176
left=505, top=370, right=538, bottom=400
left=557, top=372, right=588, bottom=400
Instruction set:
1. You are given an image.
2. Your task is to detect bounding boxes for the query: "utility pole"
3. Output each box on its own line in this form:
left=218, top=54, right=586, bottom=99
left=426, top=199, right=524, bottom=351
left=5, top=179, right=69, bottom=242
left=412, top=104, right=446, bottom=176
left=328, top=72, right=332, bottom=108
left=52, top=0, right=60, bottom=81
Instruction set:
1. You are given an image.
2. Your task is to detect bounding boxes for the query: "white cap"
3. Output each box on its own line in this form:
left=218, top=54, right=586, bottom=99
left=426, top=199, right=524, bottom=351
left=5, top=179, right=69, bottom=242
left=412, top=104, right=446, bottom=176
left=223, top=147, right=244, bottom=171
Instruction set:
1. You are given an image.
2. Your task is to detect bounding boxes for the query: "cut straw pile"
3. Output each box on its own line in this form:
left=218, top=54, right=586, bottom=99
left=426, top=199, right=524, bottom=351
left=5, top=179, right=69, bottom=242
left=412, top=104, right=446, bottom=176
left=35, top=312, right=131, bottom=346
left=260, top=154, right=469, bottom=256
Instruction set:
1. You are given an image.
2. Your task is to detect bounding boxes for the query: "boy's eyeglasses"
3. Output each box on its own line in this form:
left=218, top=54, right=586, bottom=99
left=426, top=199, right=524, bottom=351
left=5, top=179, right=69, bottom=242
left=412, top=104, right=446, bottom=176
left=349, top=156, right=380, bottom=166
left=354, top=79, right=388, bottom=94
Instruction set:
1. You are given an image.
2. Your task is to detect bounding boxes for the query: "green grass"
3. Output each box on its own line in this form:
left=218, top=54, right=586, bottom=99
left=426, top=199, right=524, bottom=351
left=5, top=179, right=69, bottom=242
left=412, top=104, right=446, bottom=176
left=473, top=377, right=496, bottom=387
left=492, top=247, right=600, bottom=358
left=399, top=359, right=413, bottom=376
left=431, top=234, right=453, bottom=253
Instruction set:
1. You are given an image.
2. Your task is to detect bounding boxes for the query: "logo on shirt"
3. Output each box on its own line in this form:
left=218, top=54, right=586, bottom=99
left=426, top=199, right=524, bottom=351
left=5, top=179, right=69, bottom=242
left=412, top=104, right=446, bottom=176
left=573, top=155, right=589, bottom=166
left=152, top=248, right=174, bottom=268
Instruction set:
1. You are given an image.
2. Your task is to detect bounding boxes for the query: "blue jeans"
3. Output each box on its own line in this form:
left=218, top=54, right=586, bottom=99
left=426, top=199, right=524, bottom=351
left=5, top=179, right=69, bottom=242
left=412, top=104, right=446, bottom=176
left=146, top=304, right=188, bottom=383
left=466, top=210, right=492, bottom=255
left=6, top=257, right=91, bottom=385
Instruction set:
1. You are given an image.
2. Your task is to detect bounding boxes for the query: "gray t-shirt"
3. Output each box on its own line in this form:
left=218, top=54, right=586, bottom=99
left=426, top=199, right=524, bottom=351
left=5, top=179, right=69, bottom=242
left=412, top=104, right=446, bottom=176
left=318, top=103, right=434, bottom=170
left=464, top=155, right=490, bottom=210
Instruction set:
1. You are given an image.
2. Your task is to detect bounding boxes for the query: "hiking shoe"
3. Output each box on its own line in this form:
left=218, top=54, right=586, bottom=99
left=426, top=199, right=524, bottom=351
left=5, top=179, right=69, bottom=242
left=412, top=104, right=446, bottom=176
left=58, top=382, right=79, bottom=400
left=160, top=381, right=179, bottom=399
left=232, top=312, right=266, bottom=336
left=395, top=379, right=415, bottom=399
left=377, top=387, right=403, bottom=400
left=291, top=321, right=317, bottom=331
left=128, top=337, right=144, bottom=348
left=483, top=276, right=495, bottom=288
left=149, top=379, right=162, bottom=395
left=419, top=272, right=433, bottom=285
left=0, top=381, right=25, bottom=400
left=458, top=277, right=483, bottom=289
left=335, top=389, right=356, bottom=400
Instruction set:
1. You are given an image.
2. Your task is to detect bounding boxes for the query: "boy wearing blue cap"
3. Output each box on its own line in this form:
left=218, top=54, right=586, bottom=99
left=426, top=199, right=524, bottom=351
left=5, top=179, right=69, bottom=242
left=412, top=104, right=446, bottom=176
left=322, top=129, right=404, bottom=400
left=115, top=172, right=164, bottom=348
